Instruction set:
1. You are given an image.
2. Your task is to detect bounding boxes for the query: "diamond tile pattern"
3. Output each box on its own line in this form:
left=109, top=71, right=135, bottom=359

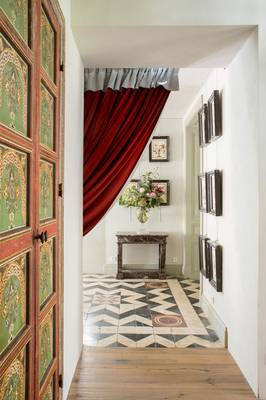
left=83, top=274, right=223, bottom=348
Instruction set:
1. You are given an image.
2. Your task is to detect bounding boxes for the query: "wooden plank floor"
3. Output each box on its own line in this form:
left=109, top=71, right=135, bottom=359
left=67, top=347, right=256, bottom=400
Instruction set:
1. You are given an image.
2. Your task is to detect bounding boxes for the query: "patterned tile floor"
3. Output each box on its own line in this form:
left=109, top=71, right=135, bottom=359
left=83, top=274, right=223, bottom=348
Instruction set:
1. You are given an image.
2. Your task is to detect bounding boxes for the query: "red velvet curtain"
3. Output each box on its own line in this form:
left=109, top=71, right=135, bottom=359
left=83, top=86, right=170, bottom=235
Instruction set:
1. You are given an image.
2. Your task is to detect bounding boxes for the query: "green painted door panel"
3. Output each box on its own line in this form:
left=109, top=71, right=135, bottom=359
left=41, top=377, right=54, bottom=400
left=0, top=1, right=62, bottom=397
left=0, top=347, right=26, bottom=399
left=0, top=0, right=28, bottom=42
left=0, top=33, right=29, bottom=137
left=0, top=254, right=27, bottom=355
left=39, top=308, right=54, bottom=383
left=40, top=239, right=54, bottom=308
left=41, top=8, right=55, bottom=82
left=40, top=160, right=54, bottom=221
left=40, top=84, right=55, bottom=150
left=0, top=144, right=27, bottom=233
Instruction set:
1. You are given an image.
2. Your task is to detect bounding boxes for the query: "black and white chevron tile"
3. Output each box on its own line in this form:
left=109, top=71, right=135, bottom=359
left=83, top=274, right=223, bottom=348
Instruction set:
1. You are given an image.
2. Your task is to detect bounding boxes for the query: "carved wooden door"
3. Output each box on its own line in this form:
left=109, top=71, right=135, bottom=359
left=0, top=1, right=64, bottom=399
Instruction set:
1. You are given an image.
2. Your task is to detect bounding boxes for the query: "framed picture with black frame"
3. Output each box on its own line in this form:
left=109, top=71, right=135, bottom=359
left=126, top=179, right=139, bottom=190
left=207, top=240, right=223, bottom=292
left=198, top=173, right=207, bottom=212
left=198, top=104, right=209, bottom=147
left=199, top=236, right=210, bottom=278
left=206, top=170, right=222, bottom=216
left=149, top=136, right=169, bottom=162
left=152, top=180, right=170, bottom=206
left=208, top=90, right=222, bottom=142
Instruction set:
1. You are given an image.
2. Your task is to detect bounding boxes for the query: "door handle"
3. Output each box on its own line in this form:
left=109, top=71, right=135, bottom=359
left=34, top=230, right=48, bottom=244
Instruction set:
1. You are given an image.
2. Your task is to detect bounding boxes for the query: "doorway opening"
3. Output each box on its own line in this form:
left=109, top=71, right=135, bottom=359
left=82, top=67, right=225, bottom=350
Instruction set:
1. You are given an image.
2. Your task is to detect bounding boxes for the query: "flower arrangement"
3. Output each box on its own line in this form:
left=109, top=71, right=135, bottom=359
left=119, top=171, right=165, bottom=223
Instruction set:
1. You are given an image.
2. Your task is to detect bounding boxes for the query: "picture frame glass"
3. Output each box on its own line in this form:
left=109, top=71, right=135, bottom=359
left=210, top=174, right=216, bottom=210
left=201, top=110, right=206, bottom=143
left=202, top=176, right=206, bottom=209
left=201, top=240, right=206, bottom=273
left=151, top=138, right=168, bottom=161
left=198, top=104, right=210, bottom=147
left=211, top=101, right=216, bottom=137
left=212, top=246, right=217, bottom=282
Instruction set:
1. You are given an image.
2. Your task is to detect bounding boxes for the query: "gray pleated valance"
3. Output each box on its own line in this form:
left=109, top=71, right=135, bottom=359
left=84, top=68, right=179, bottom=92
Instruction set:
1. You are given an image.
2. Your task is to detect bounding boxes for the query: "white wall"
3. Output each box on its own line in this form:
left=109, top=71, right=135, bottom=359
left=83, top=93, right=186, bottom=274
left=83, top=219, right=105, bottom=274
left=58, top=0, right=84, bottom=398
left=184, top=31, right=258, bottom=393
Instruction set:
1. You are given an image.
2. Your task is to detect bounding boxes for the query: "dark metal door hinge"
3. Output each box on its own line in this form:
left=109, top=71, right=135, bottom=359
left=60, top=63, right=64, bottom=72
left=59, top=374, right=63, bottom=388
left=58, top=183, right=63, bottom=197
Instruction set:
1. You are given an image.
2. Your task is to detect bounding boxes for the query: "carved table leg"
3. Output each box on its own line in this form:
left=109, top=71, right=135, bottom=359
left=159, top=242, right=167, bottom=279
left=117, top=242, right=123, bottom=279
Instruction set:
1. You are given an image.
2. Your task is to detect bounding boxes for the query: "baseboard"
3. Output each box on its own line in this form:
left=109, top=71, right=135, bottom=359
left=200, top=294, right=228, bottom=347
left=104, top=263, right=183, bottom=277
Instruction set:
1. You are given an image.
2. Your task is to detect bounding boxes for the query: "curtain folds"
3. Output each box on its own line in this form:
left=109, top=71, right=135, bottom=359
left=83, top=86, right=170, bottom=235
left=84, top=68, right=179, bottom=91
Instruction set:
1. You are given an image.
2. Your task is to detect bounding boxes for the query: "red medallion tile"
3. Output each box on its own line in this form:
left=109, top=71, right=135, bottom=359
left=151, top=313, right=187, bottom=327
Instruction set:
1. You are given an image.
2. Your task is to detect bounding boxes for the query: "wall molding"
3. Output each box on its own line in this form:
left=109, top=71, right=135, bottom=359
left=200, top=294, right=228, bottom=347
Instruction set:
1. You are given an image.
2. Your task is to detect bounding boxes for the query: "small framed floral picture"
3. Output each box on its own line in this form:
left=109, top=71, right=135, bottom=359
left=199, top=236, right=210, bottom=278
left=207, top=240, right=223, bottom=292
left=198, top=173, right=207, bottom=212
left=149, top=136, right=169, bottom=162
left=198, top=104, right=209, bottom=147
left=152, top=180, right=170, bottom=206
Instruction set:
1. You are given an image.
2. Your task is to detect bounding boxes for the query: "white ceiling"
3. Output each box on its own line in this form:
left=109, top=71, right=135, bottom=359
left=71, top=12, right=253, bottom=117
left=72, top=26, right=254, bottom=68
left=161, top=68, right=212, bottom=118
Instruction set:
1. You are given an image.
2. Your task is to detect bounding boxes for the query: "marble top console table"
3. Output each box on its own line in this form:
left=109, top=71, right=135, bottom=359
left=116, top=232, right=168, bottom=279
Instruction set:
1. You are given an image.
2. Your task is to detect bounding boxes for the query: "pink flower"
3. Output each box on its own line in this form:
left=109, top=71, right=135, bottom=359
left=154, top=184, right=165, bottom=193
left=139, top=187, right=145, bottom=193
left=149, top=192, right=156, bottom=198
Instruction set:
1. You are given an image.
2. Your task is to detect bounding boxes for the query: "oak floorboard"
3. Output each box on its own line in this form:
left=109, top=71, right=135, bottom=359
left=67, top=347, right=256, bottom=400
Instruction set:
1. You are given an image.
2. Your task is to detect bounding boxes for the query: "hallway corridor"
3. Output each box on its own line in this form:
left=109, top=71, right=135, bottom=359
left=68, top=275, right=256, bottom=399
